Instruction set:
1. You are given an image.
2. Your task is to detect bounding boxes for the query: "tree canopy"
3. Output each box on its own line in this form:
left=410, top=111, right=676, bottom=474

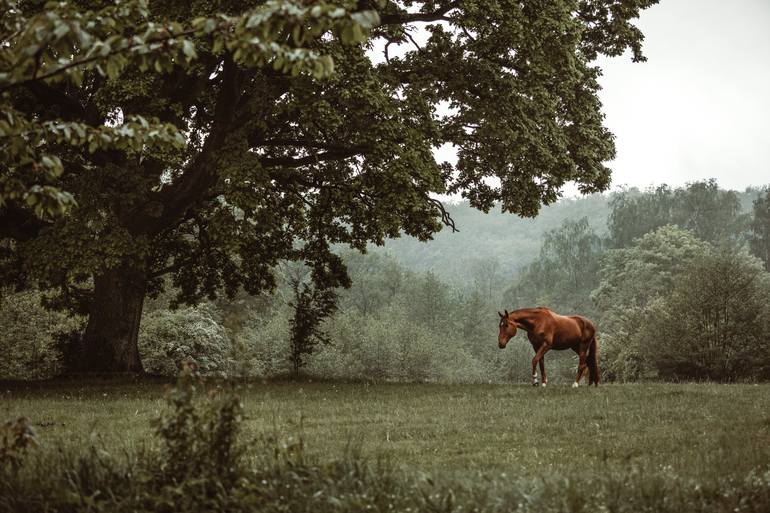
left=1, top=0, right=659, bottom=372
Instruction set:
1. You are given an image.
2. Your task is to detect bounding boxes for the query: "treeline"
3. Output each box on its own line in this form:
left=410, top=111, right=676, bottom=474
left=2, top=180, right=769, bottom=383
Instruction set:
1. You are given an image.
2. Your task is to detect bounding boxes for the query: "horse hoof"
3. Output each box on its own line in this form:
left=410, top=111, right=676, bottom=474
left=572, top=382, right=579, bottom=388
left=532, top=382, right=539, bottom=386
left=541, top=382, right=547, bottom=387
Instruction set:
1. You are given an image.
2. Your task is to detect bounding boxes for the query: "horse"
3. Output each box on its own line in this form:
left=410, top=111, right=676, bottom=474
left=497, top=307, right=599, bottom=387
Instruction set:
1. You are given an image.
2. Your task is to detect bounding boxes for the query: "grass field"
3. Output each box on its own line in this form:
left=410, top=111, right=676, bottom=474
left=3, top=380, right=769, bottom=481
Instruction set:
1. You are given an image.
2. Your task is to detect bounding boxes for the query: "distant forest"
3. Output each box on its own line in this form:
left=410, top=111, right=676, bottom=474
left=3, top=180, right=770, bottom=383
left=376, top=184, right=761, bottom=284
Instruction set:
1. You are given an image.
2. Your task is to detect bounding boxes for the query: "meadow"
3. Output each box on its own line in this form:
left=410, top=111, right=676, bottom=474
left=3, top=380, right=769, bottom=482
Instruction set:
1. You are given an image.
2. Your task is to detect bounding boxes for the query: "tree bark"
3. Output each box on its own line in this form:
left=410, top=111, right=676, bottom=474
left=78, top=266, right=147, bottom=373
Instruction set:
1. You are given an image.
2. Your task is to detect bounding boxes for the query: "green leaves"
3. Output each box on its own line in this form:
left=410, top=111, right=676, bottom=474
left=0, top=0, right=380, bottom=218
left=0, top=107, right=185, bottom=217
left=0, top=0, right=378, bottom=91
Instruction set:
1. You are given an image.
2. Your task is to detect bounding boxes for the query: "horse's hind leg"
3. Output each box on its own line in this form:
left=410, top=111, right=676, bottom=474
left=572, top=346, right=588, bottom=388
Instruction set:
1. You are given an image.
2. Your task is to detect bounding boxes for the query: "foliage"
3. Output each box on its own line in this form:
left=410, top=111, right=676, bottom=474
left=593, top=225, right=708, bottom=313
left=379, top=195, right=611, bottom=284
left=309, top=306, right=479, bottom=382
left=0, top=418, right=37, bottom=471
left=235, top=314, right=292, bottom=378
left=152, top=365, right=244, bottom=491
left=750, top=188, right=770, bottom=271
left=643, top=248, right=770, bottom=381
left=138, top=305, right=234, bottom=377
left=336, top=250, right=404, bottom=315
left=0, top=288, right=83, bottom=380
left=0, top=0, right=377, bottom=215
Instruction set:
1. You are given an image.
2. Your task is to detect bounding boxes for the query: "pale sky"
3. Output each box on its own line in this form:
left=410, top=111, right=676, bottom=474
left=596, top=0, right=770, bottom=192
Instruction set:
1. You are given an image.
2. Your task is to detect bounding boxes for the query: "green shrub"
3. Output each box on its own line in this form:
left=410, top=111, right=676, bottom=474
left=234, top=313, right=292, bottom=378
left=139, top=305, right=235, bottom=377
left=0, top=418, right=38, bottom=471
left=0, top=289, right=83, bottom=380
left=310, top=307, right=518, bottom=383
left=150, top=363, right=244, bottom=501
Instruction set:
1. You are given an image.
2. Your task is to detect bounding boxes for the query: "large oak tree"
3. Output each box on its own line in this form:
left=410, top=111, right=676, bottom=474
left=1, top=0, right=658, bottom=372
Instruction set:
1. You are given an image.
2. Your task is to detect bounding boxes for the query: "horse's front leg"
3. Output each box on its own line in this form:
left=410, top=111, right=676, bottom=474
left=539, top=357, right=547, bottom=387
left=531, top=343, right=550, bottom=386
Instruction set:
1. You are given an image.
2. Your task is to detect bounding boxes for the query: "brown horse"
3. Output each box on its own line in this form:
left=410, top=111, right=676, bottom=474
left=497, top=307, right=599, bottom=387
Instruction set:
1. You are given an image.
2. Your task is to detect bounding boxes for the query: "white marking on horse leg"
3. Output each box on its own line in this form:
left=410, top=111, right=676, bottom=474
left=572, top=382, right=579, bottom=388
left=541, top=382, right=547, bottom=387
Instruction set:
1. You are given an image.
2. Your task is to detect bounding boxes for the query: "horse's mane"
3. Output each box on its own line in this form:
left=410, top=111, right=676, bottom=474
left=510, top=307, right=551, bottom=330
left=511, top=306, right=551, bottom=316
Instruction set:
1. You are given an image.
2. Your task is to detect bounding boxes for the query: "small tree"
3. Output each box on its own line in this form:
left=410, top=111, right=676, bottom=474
left=750, top=189, right=770, bottom=271
left=288, top=277, right=338, bottom=377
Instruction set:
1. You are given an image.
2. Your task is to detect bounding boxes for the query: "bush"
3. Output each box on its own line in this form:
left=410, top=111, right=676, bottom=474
left=139, top=305, right=235, bottom=377
left=0, top=289, right=83, bottom=380
left=151, top=364, right=244, bottom=490
left=599, top=306, right=659, bottom=382
left=234, top=313, right=292, bottom=378
left=309, top=306, right=500, bottom=383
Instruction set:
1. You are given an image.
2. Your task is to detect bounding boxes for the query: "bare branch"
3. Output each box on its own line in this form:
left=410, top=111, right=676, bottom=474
left=429, top=197, right=458, bottom=232
left=378, top=2, right=459, bottom=26
left=259, top=147, right=364, bottom=168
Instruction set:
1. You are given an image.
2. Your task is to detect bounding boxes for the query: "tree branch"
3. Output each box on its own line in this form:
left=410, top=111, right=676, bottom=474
left=146, top=56, right=243, bottom=234
left=259, top=147, right=364, bottom=168
left=251, top=137, right=369, bottom=153
left=1, top=26, right=205, bottom=92
left=428, top=197, right=458, bottom=232
left=378, top=2, right=459, bottom=26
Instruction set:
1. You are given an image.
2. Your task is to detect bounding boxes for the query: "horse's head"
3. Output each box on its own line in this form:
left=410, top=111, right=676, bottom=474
left=498, top=310, right=516, bottom=349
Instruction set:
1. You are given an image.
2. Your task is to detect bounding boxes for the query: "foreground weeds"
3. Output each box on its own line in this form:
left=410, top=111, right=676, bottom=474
left=1, top=374, right=769, bottom=512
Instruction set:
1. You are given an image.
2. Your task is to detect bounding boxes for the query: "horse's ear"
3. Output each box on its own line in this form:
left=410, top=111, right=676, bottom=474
left=498, top=311, right=504, bottom=319
left=504, top=309, right=509, bottom=317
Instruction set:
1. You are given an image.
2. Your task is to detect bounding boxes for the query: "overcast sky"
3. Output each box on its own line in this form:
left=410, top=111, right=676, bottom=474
left=595, top=0, right=770, bottom=192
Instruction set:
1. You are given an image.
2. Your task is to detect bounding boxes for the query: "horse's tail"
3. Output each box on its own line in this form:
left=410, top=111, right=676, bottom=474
left=587, top=336, right=600, bottom=386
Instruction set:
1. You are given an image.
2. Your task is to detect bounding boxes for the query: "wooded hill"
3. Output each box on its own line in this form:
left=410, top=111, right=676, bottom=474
left=376, top=186, right=762, bottom=284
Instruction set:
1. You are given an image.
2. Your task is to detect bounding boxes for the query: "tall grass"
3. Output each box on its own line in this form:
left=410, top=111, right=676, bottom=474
left=1, top=378, right=769, bottom=512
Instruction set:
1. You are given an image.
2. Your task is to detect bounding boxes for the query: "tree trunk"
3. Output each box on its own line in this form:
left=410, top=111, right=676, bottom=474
left=78, top=266, right=147, bottom=373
